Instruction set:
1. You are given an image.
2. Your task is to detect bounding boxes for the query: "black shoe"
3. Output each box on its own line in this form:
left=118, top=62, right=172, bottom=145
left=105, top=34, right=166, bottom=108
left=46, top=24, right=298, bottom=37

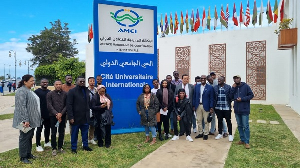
left=83, top=146, right=93, bottom=151
left=98, top=144, right=103, bottom=147
left=195, top=134, right=203, bottom=139
left=165, top=134, right=169, bottom=140
left=71, top=149, right=77, bottom=154
left=203, top=135, right=208, bottom=140
left=27, top=153, right=37, bottom=159
left=105, top=145, right=111, bottom=148
left=20, top=157, right=32, bottom=164
left=208, top=132, right=215, bottom=135
left=158, top=135, right=164, bottom=141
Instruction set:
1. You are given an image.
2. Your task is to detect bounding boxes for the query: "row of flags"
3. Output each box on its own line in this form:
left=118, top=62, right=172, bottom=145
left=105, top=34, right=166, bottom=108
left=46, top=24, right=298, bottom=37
left=158, top=0, right=285, bottom=35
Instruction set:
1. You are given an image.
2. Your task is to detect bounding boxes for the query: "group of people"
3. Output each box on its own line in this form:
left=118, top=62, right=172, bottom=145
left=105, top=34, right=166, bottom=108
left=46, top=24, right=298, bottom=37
left=12, top=74, right=113, bottom=164
left=137, top=71, right=254, bottom=149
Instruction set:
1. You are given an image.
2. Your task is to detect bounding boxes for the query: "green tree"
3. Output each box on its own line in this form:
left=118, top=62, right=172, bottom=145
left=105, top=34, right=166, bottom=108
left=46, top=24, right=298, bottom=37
left=34, top=64, right=57, bottom=85
left=26, top=19, right=78, bottom=66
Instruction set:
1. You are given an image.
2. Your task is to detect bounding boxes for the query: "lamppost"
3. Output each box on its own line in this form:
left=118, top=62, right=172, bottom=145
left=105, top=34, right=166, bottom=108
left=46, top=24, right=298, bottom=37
left=3, top=64, right=5, bottom=81
left=8, top=50, right=16, bottom=81
left=24, top=60, right=31, bottom=74
left=8, top=65, right=11, bottom=79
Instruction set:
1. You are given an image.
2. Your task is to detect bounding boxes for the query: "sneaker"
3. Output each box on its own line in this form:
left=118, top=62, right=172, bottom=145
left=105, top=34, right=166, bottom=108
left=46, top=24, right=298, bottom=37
left=193, top=128, right=197, bottom=133
left=195, top=133, right=203, bottom=139
left=20, top=157, right=32, bottom=164
left=215, top=134, right=223, bottom=140
left=203, top=135, right=208, bottom=140
left=36, top=145, right=44, bottom=152
left=44, top=142, right=51, bottom=148
left=52, top=150, right=57, bottom=156
left=186, top=135, right=193, bottom=142
left=88, top=140, right=97, bottom=145
left=58, top=148, right=65, bottom=153
left=171, top=135, right=179, bottom=141
left=223, top=133, right=228, bottom=137
left=228, top=135, right=234, bottom=142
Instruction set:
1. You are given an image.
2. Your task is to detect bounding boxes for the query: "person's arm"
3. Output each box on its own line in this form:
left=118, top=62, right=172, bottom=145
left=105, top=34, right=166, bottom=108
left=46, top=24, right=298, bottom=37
left=61, top=92, right=67, bottom=115
left=241, top=85, right=254, bottom=101
left=153, top=94, right=160, bottom=113
left=156, top=90, right=164, bottom=109
left=106, top=94, right=113, bottom=111
left=16, top=89, right=29, bottom=123
left=209, top=86, right=214, bottom=109
left=66, top=90, right=74, bottom=121
left=47, top=92, right=58, bottom=116
left=136, top=95, right=142, bottom=114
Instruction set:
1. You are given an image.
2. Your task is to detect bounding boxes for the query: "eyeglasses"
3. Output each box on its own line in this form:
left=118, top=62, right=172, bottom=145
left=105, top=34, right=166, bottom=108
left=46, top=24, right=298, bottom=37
left=200, top=78, right=206, bottom=80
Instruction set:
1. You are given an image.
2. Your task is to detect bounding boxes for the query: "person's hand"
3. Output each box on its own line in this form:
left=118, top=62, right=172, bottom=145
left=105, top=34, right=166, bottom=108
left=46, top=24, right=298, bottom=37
left=101, top=104, right=107, bottom=108
left=139, top=111, right=141, bottom=115
left=210, top=108, right=214, bottom=113
left=69, top=119, right=74, bottom=124
left=177, top=115, right=181, bottom=121
left=23, top=122, right=30, bottom=127
left=163, top=107, right=167, bottom=112
left=237, top=97, right=242, bottom=102
left=232, top=83, right=236, bottom=88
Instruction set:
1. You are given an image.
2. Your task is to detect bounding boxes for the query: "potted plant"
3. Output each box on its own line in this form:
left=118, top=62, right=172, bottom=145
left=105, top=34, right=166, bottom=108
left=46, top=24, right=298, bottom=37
left=275, top=18, right=298, bottom=50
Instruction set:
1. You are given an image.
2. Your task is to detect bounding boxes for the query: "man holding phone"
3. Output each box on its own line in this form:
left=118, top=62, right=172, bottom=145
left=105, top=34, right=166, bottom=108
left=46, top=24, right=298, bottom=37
left=230, top=75, right=254, bottom=149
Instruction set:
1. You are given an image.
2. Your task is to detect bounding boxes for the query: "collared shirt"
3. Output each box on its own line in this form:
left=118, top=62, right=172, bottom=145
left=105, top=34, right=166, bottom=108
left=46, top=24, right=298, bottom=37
left=182, top=83, right=189, bottom=98
left=151, top=88, right=159, bottom=95
left=88, top=87, right=96, bottom=100
left=200, top=84, right=206, bottom=103
left=215, top=86, right=230, bottom=110
left=171, top=79, right=182, bottom=85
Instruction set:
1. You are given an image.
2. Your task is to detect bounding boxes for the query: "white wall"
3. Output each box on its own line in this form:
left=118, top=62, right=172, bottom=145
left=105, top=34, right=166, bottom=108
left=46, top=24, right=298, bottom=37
left=158, top=26, right=290, bottom=105
left=85, top=43, right=94, bottom=84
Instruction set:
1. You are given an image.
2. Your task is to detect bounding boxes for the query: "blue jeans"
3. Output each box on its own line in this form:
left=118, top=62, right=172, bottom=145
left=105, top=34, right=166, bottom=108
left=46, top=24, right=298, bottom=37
left=235, top=114, right=250, bottom=144
left=145, top=126, right=156, bottom=138
left=71, top=123, right=89, bottom=150
left=192, top=113, right=196, bottom=129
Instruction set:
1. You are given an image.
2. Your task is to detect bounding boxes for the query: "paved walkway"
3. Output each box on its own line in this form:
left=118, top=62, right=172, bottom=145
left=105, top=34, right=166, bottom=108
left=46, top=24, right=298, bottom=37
left=0, top=102, right=299, bottom=168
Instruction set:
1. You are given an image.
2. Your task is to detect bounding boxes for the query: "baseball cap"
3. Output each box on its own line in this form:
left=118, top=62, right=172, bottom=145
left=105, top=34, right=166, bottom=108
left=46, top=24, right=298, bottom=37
left=233, top=75, right=241, bottom=79
left=210, top=72, right=216, bottom=76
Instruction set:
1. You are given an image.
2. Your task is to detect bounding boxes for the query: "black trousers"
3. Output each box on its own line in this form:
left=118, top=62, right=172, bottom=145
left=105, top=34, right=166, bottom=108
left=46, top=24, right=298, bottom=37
left=173, top=112, right=191, bottom=136
left=19, top=128, right=35, bottom=158
left=157, top=114, right=170, bottom=135
left=50, top=115, right=66, bottom=150
left=215, top=109, right=232, bottom=135
left=95, top=123, right=111, bottom=147
left=35, top=118, right=50, bottom=146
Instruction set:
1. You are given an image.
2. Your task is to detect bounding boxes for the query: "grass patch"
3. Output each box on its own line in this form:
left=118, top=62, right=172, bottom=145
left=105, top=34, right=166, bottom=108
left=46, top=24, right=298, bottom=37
left=4, top=92, right=15, bottom=96
left=225, top=104, right=300, bottom=168
left=0, top=113, right=14, bottom=120
left=0, top=132, right=167, bottom=167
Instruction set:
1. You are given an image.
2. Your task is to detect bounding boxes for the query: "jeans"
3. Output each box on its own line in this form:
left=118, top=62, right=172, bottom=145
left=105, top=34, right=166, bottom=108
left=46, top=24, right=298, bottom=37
left=145, top=126, right=156, bottom=138
left=209, top=112, right=216, bottom=133
left=50, top=115, right=66, bottom=150
left=71, top=123, right=89, bottom=150
left=235, top=114, right=250, bottom=144
left=36, top=118, right=51, bottom=146
left=192, top=113, right=196, bottom=129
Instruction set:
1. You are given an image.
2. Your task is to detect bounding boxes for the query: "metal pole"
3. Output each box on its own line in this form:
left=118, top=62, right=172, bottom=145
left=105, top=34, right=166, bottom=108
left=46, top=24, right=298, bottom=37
left=28, top=61, right=29, bottom=74
left=4, top=64, right=5, bottom=80
left=15, top=52, right=16, bottom=80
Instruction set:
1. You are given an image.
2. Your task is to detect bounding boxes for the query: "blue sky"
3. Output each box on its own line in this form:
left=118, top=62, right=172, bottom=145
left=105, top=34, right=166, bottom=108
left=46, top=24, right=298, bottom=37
left=0, top=0, right=276, bottom=78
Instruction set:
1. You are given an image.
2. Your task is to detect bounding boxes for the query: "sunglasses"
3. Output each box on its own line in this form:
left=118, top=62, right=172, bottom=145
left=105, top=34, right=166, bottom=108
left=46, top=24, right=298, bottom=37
left=79, top=81, right=85, bottom=83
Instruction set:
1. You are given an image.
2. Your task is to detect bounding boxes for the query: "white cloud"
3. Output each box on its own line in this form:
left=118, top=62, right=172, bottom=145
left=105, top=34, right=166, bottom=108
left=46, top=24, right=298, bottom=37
left=9, top=38, right=21, bottom=42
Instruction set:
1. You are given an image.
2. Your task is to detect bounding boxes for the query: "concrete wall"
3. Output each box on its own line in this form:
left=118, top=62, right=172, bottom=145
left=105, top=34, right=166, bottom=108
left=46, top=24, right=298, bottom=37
left=157, top=27, right=290, bottom=105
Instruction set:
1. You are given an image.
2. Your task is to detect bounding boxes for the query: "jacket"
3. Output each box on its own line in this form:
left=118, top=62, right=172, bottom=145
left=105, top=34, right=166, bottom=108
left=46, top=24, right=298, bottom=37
left=174, top=83, right=194, bottom=107
left=156, top=87, right=174, bottom=112
left=67, top=86, right=90, bottom=125
left=174, top=98, right=193, bottom=124
left=136, top=93, right=159, bottom=127
left=91, top=93, right=113, bottom=121
left=213, top=84, right=232, bottom=109
left=12, top=86, right=41, bottom=128
left=47, top=90, right=67, bottom=116
left=230, top=82, right=254, bottom=115
left=34, top=88, right=50, bottom=119
left=193, top=84, right=214, bottom=112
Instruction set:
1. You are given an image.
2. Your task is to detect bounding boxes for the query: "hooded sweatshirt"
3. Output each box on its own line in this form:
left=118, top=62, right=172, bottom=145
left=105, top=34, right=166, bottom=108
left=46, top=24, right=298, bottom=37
left=230, top=82, right=254, bottom=115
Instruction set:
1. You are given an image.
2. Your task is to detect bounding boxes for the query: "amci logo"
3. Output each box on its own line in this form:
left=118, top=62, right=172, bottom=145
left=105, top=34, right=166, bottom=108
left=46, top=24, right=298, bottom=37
left=110, top=9, right=143, bottom=33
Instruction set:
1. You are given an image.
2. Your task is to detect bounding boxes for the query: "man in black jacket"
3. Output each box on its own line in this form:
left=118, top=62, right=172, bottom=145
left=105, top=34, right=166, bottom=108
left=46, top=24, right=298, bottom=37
left=67, top=77, right=92, bottom=153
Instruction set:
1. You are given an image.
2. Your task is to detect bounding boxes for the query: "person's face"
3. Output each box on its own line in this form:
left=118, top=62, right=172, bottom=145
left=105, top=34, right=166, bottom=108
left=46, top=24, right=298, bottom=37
left=218, top=77, right=225, bottom=85
left=162, top=81, right=168, bottom=88
left=166, top=76, right=172, bottom=83
left=96, top=76, right=102, bottom=85
left=40, top=79, right=48, bottom=88
left=207, top=77, right=213, bottom=84
left=77, top=78, right=85, bottom=87
left=144, top=85, right=150, bottom=93
left=152, top=80, right=159, bottom=88
left=182, top=75, right=189, bottom=85
left=24, top=77, right=35, bottom=89
left=88, top=78, right=95, bottom=87
left=173, top=72, right=179, bottom=78
left=179, top=92, right=185, bottom=99
left=234, top=77, right=241, bottom=84
left=211, top=74, right=216, bottom=79
left=201, top=75, right=207, bottom=85
left=98, top=87, right=106, bottom=95
left=54, top=81, right=62, bottom=91
left=195, top=78, right=201, bottom=83
left=65, top=76, right=72, bottom=84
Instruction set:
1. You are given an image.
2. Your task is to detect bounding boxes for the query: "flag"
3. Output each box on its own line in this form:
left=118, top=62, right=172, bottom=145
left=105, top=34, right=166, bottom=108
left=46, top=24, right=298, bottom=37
left=214, top=5, right=218, bottom=30
left=174, top=12, right=179, bottom=34
left=240, top=2, right=244, bottom=24
left=88, top=24, right=91, bottom=43
left=194, top=9, right=200, bottom=31
left=225, top=4, right=230, bottom=26
left=180, top=11, right=184, bottom=34
left=220, top=5, right=228, bottom=28
left=280, top=0, right=284, bottom=22
left=89, top=24, right=93, bottom=40
left=207, top=7, right=211, bottom=30
left=244, top=0, right=250, bottom=27
left=259, top=0, right=264, bottom=25
left=252, top=0, right=257, bottom=26
left=202, top=7, right=206, bottom=31
left=267, top=0, right=273, bottom=24
left=157, top=23, right=159, bottom=35
left=165, top=13, right=169, bottom=35
left=233, top=3, right=238, bottom=26
left=190, top=9, right=194, bottom=32
left=160, top=14, right=163, bottom=33
left=274, top=0, right=278, bottom=23
left=185, top=10, right=189, bottom=33
left=170, top=13, right=173, bottom=34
